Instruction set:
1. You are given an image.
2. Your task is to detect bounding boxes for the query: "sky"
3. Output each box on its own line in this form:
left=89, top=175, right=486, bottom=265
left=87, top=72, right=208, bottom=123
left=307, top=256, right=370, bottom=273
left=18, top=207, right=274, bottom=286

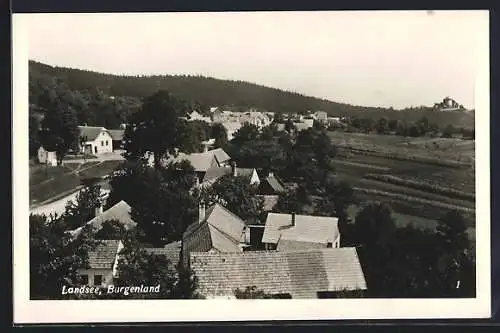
left=23, top=11, right=488, bottom=109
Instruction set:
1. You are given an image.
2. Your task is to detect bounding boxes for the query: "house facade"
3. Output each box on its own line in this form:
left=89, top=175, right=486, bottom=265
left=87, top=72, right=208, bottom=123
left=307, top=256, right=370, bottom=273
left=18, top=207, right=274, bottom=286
left=79, top=126, right=114, bottom=155
left=77, top=240, right=123, bottom=287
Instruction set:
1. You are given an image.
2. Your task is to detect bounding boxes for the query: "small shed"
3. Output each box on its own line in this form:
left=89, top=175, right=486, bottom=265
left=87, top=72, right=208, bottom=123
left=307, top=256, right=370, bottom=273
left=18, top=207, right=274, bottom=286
left=37, top=146, right=57, bottom=166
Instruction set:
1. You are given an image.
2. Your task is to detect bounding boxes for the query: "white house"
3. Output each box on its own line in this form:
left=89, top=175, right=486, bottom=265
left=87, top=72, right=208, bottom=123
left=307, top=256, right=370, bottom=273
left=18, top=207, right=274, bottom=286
left=37, top=146, right=57, bottom=166
left=78, top=126, right=114, bottom=155
left=77, top=239, right=123, bottom=287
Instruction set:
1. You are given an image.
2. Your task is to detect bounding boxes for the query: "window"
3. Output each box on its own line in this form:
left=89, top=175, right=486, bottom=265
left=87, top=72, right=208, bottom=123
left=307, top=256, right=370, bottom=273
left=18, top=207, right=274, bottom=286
left=105, top=141, right=108, bottom=146
left=79, top=274, right=89, bottom=285
left=327, top=242, right=333, bottom=248
left=94, top=275, right=103, bottom=286
left=94, top=146, right=97, bottom=153
left=101, top=141, right=104, bottom=146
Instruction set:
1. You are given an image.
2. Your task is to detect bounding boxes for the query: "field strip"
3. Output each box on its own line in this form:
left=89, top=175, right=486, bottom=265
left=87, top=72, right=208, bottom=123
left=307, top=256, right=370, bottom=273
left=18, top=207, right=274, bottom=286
left=353, top=187, right=476, bottom=214
left=330, top=159, right=391, bottom=171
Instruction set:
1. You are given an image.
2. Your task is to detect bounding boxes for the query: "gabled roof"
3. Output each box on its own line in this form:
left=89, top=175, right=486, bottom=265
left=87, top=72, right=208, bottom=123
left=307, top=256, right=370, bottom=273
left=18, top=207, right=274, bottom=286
left=202, top=166, right=255, bottom=184
left=107, top=129, right=124, bottom=141
left=210, top=148, right=231, bottom=164
left=78, top=126, right=109, bottom=141
left=263, top=174, right=286, bottom=193
left=174, top=148, right=230, bottom=172
left=190, top=248, right=367, bottom=298
left=88, top=240, right=121, bottom=269
left=182, top=204, right=246, bottom=263
left=70, top=201, right=136, bottom=237
left=262, top=213, right=339, bottom=246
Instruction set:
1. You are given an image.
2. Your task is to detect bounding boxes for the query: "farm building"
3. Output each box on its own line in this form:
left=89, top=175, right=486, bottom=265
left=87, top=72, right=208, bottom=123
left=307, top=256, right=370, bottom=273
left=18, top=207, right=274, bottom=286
left=78, top=126, right=114, bottom=155
left=107, top=129, right=125, bottom=150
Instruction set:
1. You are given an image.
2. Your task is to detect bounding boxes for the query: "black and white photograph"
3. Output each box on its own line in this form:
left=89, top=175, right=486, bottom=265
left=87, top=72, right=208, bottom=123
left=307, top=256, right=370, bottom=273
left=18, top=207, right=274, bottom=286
left=13, top=10, right=490, bottom=323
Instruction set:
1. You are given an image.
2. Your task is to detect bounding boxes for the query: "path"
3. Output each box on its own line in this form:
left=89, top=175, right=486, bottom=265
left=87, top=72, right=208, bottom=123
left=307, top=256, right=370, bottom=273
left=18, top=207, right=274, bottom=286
left=30, top=188, right=111, bottom=217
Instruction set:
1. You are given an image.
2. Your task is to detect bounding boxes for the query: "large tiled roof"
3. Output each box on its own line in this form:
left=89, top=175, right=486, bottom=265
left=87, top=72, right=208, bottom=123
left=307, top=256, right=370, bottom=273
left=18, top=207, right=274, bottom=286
left=202, top=166, right=255, bottom=184
left=70, top=201, right=136, bottom=237
left=182, top=203, right=246, bottom=263
left=210, top=148, right=231, bottom=164
left=107, top=129, right=124, bottom=141
left=262, top=213, right=339, bottom=245
left=88, top=240, right=121, bottom=269
left=190, top=247, right=367, bottom=298
left=78, top=126, right=108, bottom=141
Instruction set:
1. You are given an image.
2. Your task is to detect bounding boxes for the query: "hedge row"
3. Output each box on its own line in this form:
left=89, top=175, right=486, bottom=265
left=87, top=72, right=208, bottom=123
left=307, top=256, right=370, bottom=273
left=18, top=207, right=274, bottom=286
left=363, top=173, right=475, bottom=201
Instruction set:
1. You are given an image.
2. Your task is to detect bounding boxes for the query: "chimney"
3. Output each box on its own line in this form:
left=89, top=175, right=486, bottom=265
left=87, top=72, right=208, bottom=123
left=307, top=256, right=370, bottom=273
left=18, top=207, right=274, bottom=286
left=231, top=162, right=237, bottom=177
left=199, top=201, right=206, bottom=223
left=291, top=212, right=296, bottom=227
left=268, top=170, right=274, bottom=178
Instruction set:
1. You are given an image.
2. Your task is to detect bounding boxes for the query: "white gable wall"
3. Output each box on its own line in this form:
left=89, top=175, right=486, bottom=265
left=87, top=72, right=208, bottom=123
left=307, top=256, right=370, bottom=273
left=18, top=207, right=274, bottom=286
left=81, top=131, right=114, bottom=155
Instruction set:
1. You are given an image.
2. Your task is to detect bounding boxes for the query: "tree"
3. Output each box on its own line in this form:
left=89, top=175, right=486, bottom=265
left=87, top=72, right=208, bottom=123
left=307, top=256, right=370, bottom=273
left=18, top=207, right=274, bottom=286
left=108, top=160, right=198, bottom=246
left=232, top=123, right=260, bottom=144
left=320, top=180, right=355, bottom=245
left=201, top=175, right=265, bottom=224
left=377, top=117, right=389, bottom=134
left=29, top=113, right=41, bottom=158
left=353, top=202, right=397, bottom=251
left=123, top=90, right=187, bottom=169
left=211, top=123, right=228, bottom=148
left=30, top=213, right=101, bottom=299
left=417, top=116, right=429, bottom=135
left=407, top=123, right=421, bottom=137
left=113, top=229, right=179, bottom=299
left=442, top=124, right=455, bottom=138
left=95, top=219, right=127, bottom=240
left=395, top=120, right=407, bottom=136
left=388, top=119, right=399, bottom=132
left=434, top=211, right=474, bottom=296
left=274, top=188, right=307, bottom=214
left=61, top=184, right=102, bottom=230
left=39, top=101, right=80, bottom=165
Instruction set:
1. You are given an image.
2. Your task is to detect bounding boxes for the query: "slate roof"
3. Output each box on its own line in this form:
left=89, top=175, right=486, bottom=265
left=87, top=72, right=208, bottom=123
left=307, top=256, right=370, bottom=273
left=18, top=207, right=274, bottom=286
left=202, top=166, right=255, bottom=184
left=108, top=129, right=124, bottom=141
left=190, top=247, right=367, bottom=298
left=70, top=201, right=136, bottom=237
left=88, top=240, right=121, bottom=269
left=78, top=126, right=109, bottom=141
left=262, top=213, right=339, bottom=246
left=182, top=203, right=246, bottom=264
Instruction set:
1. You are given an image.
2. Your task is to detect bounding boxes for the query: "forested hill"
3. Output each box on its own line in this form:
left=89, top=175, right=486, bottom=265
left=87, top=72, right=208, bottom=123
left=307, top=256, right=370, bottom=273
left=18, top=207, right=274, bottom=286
left=29, top=60, right=474, bottom=128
